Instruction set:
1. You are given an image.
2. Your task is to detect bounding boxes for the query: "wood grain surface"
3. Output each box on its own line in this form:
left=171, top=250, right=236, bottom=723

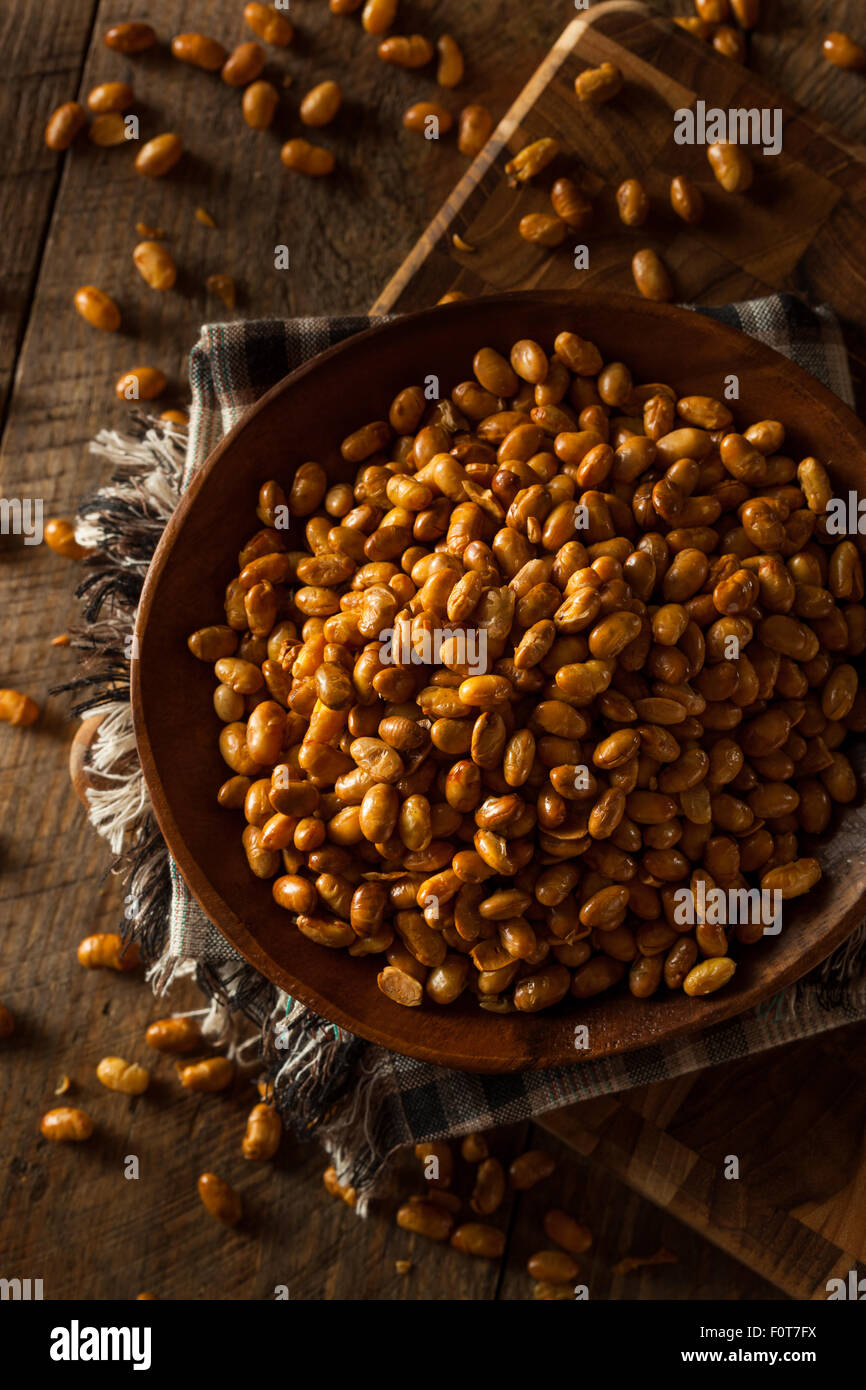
left=2, top=0, right=865, bottom=1301
left=541, top=1022, right=866, bottom=1300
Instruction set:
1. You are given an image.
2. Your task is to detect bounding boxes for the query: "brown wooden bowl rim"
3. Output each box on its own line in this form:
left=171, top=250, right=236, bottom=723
left=132, top=290, right=866, bottom=1071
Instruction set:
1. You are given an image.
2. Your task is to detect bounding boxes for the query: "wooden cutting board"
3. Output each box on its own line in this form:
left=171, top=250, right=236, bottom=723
left=371, top=0, right=866, bottom=408
left=540, top=1021, right=866, bottom=1300
left=371, top=0, right=866, bottom=1296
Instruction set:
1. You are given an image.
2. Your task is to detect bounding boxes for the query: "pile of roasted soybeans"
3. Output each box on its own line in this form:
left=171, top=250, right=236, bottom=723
left=188, top=326, right=865, bottom=1013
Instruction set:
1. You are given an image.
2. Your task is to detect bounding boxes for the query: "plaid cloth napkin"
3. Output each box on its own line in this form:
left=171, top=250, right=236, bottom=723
left=74, top=293, right=866, bottom=1206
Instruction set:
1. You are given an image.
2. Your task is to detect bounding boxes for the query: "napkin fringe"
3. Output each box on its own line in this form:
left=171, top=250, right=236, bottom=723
left=263, top=999, right=396, bottom=1212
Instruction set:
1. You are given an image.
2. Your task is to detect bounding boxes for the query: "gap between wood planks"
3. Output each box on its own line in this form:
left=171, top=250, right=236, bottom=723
left=0, top=0, right=100, bottom=440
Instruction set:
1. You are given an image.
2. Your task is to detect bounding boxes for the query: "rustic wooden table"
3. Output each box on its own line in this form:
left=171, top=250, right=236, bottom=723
left=1, top=0, right=864, bottom=1301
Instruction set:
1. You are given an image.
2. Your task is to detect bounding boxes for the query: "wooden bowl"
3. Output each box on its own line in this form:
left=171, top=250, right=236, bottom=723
left=132, top=291, right=866, bottom=1072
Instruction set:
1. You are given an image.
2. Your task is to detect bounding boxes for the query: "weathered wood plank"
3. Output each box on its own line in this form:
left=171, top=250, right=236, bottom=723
left=0, top=0, right=99, bottom=418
